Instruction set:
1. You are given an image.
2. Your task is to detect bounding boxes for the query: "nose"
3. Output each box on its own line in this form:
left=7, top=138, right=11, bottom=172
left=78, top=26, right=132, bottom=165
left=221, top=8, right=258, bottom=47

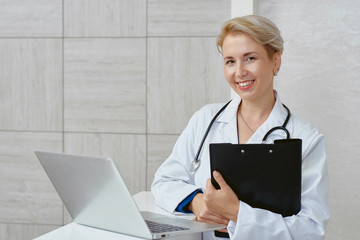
left=235, top=63, right=247, bottom=78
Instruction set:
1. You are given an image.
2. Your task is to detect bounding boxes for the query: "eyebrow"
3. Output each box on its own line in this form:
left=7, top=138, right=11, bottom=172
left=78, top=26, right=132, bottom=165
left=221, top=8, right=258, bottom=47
left=243, top=51, right=258, bottom=57
left=223, top=51, right=258, bottom=59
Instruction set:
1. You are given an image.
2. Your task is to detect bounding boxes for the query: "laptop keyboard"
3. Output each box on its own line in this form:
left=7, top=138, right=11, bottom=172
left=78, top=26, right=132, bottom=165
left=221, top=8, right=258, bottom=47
left=145, top=220, right=190, bottom=233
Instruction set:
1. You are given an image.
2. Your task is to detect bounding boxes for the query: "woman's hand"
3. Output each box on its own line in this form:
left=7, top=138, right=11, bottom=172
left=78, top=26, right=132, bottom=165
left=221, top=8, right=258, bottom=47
left=189, top=192, right=229, bottom=232
left=204, top=171, right=240, bottom=223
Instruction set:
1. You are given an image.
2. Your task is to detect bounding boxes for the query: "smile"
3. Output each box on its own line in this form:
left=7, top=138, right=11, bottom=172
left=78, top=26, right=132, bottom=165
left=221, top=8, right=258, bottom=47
left=236, top=80, right=255, bottom=90
left=239, top=80, right=254, bottom=87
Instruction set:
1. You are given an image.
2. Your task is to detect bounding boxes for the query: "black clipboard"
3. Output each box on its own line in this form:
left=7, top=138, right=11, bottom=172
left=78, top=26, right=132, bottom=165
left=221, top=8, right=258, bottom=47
left=209, top=139, right=302, bottom=217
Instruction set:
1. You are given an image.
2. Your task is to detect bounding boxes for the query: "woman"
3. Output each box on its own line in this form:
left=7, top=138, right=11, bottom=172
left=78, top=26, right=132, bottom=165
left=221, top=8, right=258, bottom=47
left=151, top=15, right=329, bottom=239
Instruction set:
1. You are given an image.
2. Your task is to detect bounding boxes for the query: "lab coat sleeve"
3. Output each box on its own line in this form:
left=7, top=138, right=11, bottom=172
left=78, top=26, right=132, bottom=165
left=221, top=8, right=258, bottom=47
left=227, top=134, right=329, bottom=239
left=151, top=110, right=205, bottom=213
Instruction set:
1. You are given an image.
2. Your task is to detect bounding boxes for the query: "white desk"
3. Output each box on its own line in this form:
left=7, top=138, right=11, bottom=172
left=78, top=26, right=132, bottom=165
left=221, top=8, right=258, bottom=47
left=34, top=191, right=201, bottom=240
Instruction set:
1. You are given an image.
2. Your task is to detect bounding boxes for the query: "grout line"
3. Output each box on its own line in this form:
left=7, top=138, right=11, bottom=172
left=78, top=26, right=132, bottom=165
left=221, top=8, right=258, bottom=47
left=62, top=0, right=65, bottom=151
left=0, top=129, right=179, bottom=136
left=0, top=222, right=63, bottom=227
left=145, top=0, right=149, bottom=191
left=63, top=131, right=149, bottom=135
left=0, top=36, right=218, bottom=39
left=147, top=35, right=219, bottom=38
left=61, top=0, right=65, bottom=226
left=0, top=37, right=63, bottom=39
left=146, top=133, right=180, bottom=136
left=0, top=130, right=63, bottom=134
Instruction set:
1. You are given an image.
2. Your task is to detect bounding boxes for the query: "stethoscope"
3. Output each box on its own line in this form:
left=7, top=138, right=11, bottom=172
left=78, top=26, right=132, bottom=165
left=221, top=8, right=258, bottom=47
left=189, top=100, right=291, bottom=173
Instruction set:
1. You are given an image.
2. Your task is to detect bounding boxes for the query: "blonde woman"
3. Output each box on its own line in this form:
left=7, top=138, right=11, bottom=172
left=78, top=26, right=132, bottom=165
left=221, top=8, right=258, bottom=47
left=152, top=15, right=329, bottom=240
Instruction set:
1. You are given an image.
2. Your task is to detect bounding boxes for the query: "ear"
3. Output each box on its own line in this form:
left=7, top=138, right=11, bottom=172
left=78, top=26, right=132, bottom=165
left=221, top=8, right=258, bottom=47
left=273, top=51, right=282, bottom=75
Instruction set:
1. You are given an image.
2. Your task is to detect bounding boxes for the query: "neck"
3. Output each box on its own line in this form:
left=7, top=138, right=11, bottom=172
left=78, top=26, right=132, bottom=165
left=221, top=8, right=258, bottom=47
left=239, top=91, right=276, bottom=122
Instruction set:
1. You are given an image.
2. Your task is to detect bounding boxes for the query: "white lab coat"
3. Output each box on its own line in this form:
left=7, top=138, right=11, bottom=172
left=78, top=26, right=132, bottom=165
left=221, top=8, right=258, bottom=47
left=151, top=93, right=329, bottom=240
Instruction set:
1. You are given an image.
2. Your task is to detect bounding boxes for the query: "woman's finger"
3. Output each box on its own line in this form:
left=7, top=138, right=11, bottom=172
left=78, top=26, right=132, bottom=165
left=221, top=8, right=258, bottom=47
left=213, top=170, right=229, bottom=190
left=197, top=211, right=229, bottom=225
left=216, top=228, right=229, bottom=233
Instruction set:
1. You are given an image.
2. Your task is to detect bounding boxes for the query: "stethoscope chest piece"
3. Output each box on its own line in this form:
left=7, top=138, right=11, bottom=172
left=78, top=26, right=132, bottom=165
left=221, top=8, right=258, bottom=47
left=189, top=159, right=200, bottom=172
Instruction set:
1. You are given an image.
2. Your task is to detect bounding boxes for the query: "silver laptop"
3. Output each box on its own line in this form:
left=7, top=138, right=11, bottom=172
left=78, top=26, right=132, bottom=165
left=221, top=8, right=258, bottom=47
left=35, top=151, right=225, bottom=239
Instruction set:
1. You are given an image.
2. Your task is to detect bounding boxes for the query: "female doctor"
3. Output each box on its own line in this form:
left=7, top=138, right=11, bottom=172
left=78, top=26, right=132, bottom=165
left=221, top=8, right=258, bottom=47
left=151, top=15, right=329, bottom=240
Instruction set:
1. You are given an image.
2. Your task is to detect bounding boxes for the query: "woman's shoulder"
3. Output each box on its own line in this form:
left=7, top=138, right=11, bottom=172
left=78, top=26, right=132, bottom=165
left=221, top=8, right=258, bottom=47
left=290, top=114, right=321, bottom=138
left=289, top=113, right=325, bottom=156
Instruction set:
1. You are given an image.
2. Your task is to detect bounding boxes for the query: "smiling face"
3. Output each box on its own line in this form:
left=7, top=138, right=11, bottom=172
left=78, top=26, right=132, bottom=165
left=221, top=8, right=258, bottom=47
left=222, top=33, right=281, bottom=104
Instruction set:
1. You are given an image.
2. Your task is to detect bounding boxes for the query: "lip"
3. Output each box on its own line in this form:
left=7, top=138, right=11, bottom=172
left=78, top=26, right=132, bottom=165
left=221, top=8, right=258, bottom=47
left=237, top=80, right=255, bottom=90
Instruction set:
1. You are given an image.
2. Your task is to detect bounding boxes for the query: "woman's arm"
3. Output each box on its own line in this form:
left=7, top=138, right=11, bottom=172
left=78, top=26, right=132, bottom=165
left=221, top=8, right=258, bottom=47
left=151, top=107, right=206, bottom=212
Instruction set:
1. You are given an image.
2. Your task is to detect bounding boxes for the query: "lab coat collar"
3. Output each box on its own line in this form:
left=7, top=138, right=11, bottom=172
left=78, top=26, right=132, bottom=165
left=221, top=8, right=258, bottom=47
left=216, top=91, right=290, bottom=144
left=216, top=94, right=241, bottom=124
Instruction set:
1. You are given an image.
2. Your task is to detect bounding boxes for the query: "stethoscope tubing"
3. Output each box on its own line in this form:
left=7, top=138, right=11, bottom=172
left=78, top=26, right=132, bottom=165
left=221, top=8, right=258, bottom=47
left=190, top=100, right=291, bottom=173
left=193, top=100, right=232, bottom=164
left=262, top=104, right=291, bottom=142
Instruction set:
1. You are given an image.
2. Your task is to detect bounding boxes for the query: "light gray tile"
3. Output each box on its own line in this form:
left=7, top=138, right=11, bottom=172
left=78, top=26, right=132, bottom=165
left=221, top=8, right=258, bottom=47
left=0, top=132, right=63, bottom=225
left=0, top=223, right=59, bottom=240
left=147, top=37, right=230, bottom=134
left=0, top=39, right=63, bottom=132
left=0, top=0, right=62, bottom=37
left=64, top=133, right=147, bottom=194
left=148, top=0, right=231, bottom=36
left=64, top=0, right=146, bottom=37
left=64, top=38, right=146, bottom=133
left=147, top=134, right=179, bottom=190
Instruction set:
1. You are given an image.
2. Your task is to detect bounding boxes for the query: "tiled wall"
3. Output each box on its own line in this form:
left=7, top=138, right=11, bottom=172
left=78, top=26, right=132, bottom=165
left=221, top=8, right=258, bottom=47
left=0, top=0, right=231, bottom=239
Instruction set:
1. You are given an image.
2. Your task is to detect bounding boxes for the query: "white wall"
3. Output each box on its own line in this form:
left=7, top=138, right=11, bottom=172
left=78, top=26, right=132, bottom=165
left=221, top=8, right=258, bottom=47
left=257, top=1, right=360, bottom=239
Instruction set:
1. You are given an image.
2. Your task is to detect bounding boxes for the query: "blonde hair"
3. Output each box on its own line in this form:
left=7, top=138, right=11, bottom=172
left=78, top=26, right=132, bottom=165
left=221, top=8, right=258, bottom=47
left=217, top=15, right=284, bottom=58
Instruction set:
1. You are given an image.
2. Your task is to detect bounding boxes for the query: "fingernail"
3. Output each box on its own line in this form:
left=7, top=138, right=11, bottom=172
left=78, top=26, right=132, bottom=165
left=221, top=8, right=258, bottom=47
left=213, top=170, right=219, bottom=176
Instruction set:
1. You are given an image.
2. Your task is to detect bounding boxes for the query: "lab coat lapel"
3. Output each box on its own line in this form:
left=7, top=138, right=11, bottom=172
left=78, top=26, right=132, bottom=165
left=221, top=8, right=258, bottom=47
left=216, top=95, right=240, bottom=144
left=221, top=114, right=238, bottom=144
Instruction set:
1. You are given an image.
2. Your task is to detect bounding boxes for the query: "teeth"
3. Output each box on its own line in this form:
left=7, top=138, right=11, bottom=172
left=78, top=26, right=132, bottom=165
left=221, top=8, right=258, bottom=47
left=239, top=81, right=253, bottom=87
